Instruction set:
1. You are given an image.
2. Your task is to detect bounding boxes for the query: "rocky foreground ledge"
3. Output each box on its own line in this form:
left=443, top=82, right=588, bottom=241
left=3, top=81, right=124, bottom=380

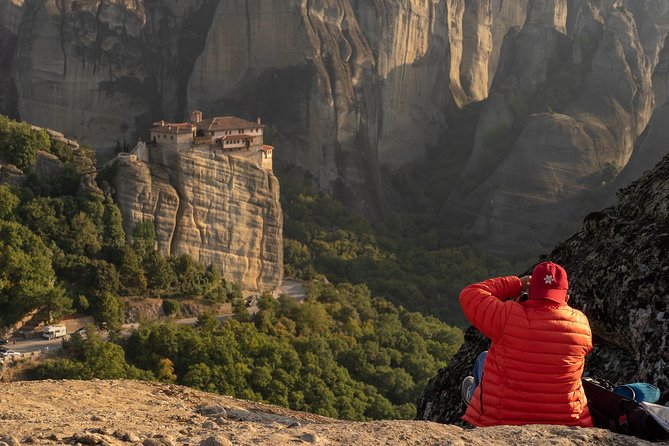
left=0, top=380, right=661, bottom=446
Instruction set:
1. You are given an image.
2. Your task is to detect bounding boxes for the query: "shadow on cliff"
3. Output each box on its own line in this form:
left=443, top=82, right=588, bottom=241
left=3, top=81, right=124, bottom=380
left=0, top=0, right=22, bottom=120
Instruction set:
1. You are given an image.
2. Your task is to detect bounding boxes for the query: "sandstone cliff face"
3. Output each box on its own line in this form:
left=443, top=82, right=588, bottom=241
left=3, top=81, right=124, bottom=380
left=441, top=0, right=658, bottom=258
left=8, top=0, right=220, bottom=160
left=2, top=0, right=463, bottom=213
left=0, top=0, right=23, bottom=116
left=115, top=148, right=283, bottom=292
left=0, top=0, right=571, bottom=216
left=4, top=0, right=669, bottom=253
left=186, top=0, right=458, bottom=212
left=417, top=151, right=669, bottom=423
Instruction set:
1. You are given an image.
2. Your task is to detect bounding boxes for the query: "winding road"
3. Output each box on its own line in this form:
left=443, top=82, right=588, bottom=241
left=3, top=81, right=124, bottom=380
left=2, top=279, right=307, bottom=361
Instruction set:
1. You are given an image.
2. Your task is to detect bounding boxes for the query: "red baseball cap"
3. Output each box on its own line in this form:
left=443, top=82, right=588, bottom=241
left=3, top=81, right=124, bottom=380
left=529, top=261, right=568, bottom=303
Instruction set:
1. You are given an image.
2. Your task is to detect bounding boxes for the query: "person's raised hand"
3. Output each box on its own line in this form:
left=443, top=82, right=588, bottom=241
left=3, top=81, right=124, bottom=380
left=519, top=275, right=531, bottom=292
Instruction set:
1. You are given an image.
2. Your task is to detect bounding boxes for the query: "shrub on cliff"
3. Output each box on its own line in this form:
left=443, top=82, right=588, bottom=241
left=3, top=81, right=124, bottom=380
left=0, top=184, right=20, bottom=220
left=0, top=115, right=50, bottom=171
left=162, top=299, right=180, bottom=317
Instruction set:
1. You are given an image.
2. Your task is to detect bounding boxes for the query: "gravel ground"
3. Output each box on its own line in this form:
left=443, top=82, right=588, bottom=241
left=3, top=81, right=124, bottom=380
left=0, top=380, right=663, bottom=446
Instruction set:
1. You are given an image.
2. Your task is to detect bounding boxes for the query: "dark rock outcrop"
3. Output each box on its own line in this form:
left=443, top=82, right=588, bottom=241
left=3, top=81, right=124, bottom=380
left=418, top=151, right=669, bottom=423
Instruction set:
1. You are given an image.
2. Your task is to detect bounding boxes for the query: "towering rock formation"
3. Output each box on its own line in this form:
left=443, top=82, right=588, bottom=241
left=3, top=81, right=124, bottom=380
left=417, top=151, right=669, bottom=423
left=0, top=0, right=450, bottom=213
left=441, top=0, right=657, bottom=258
left=614, top=33, right=669, bottom=192
left=7, top=0, right=220, bottom=161
left=0, top=0, right=551, bottom=216
left=114, top=146, right=283, bottom=292
left=2, top=0, right=669, bottom=254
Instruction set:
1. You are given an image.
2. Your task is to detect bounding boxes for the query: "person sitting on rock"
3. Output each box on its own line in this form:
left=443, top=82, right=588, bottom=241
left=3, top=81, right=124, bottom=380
left=459, top=261, right=593, bottom=427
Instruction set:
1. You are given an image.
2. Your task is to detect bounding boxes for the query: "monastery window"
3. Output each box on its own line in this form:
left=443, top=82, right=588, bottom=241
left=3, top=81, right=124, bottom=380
left=170, top=135, right=174, bottom=140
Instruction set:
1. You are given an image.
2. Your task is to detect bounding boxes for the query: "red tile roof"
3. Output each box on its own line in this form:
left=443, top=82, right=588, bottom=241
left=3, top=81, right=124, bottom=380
left=261, top=145, right=274, bottom=152
left=198, top=116, right=264, bottom=132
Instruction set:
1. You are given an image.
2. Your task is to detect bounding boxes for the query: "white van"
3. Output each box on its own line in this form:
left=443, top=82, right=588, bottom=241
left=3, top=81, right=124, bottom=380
left=42, top=325, right=67, bottom=339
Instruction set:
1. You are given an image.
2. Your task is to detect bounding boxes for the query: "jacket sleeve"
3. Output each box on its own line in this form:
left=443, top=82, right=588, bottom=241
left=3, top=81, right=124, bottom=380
left=459, top=276, right=522, bottom=341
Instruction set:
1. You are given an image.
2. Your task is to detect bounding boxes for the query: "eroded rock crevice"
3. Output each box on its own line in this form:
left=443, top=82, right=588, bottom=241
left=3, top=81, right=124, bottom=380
left=3, top=0, right=669, bottom=253
left=115, top=149, right=283, bottom=292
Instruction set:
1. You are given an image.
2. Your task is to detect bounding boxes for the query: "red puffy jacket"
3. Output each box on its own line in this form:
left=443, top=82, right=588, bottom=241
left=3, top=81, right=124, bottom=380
left=460, top=276, right=593, bottom=427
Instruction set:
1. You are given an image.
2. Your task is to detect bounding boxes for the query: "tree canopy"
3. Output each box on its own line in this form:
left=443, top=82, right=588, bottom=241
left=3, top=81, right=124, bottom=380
left=280, top=184, right=514, bottom=326
left=35, top=281, right=463, bottom=420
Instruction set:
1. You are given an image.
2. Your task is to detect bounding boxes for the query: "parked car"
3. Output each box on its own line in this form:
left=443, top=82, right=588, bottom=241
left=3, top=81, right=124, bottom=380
left=0, top=338, right=8, bottom=345
left=0, top=347, right=8, bottom=353
left=0, top=350, right=20, bottom=357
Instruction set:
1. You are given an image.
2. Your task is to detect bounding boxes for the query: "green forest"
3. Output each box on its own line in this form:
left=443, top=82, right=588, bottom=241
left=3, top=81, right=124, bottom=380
left=279, top=173, right=514, bottom=326
left=0, top=119, right=240, bottom=330
left=0, top=114, right=511, bottom=420
left=32, top=283, right=462, bottom=420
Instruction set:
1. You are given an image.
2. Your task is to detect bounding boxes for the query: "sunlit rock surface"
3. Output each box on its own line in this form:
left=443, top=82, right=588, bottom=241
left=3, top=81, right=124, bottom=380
left=115, top=147, right=283, bottom=292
